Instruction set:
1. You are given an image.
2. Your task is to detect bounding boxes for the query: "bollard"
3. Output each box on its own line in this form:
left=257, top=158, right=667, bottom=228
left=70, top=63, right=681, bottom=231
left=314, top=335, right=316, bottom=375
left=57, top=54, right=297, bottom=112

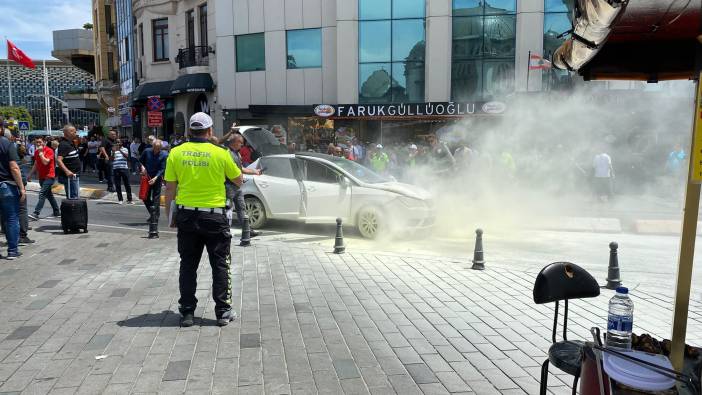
left=240, top=217, right=251, bottom=247
left=606, top=241, right=622, bottom=289
left=471, top=228, right=485, bottom=270
left=147, top=208, right=159, bottom=239
left=333, top=218, right=346, bottom=254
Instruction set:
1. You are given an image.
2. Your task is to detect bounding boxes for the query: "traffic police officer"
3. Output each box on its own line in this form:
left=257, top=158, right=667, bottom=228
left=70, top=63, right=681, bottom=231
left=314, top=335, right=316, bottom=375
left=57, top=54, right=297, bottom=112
left=164, top=112, right=242, bottom=327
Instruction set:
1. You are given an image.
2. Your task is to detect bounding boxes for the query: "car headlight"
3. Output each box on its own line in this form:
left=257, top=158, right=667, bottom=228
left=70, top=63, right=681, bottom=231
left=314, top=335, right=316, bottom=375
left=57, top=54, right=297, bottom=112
left=398, top=196, right=424, bottom=208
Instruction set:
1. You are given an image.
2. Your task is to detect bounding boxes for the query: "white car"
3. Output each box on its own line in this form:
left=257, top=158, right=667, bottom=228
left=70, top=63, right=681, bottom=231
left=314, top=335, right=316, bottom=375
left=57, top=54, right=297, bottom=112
left=240, top=153, right=435, bottom=238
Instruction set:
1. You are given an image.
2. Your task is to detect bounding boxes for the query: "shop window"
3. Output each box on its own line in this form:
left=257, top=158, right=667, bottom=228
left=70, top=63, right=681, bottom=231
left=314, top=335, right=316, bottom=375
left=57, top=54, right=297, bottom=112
left=236, top=33, right=265, bottom=72
left=260, top=157, right=295, bottom=179
left=450, top=0, right=515, bottom=100
left=359, top=0, right=426, bottom=104
left=287, top=29, right=322, bottom=69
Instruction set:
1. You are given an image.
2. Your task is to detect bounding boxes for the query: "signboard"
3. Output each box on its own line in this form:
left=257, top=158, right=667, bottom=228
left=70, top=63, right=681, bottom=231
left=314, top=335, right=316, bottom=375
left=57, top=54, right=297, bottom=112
left=107, top=107, right=116, bottom=114
left=147, top=96, right=164, bottom=112
left=313, top=101, right=506, bottom=119
left=17, top=121, right=29, bottom=131
left=147, top=111, right=163, bottom=128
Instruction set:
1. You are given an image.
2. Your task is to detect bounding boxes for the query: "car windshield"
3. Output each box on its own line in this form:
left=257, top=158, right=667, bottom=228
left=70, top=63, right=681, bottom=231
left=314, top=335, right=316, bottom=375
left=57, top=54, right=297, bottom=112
left=324, top=156, right=391, bottom=184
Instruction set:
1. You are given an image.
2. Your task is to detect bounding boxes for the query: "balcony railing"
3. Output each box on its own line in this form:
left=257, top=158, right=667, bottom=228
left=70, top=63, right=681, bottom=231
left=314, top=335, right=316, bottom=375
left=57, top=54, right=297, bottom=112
left=176, top=46, right=211, bottom=69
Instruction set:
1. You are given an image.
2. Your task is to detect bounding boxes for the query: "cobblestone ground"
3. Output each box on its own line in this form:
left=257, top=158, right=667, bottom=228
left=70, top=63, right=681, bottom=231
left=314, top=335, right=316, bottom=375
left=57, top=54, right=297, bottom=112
left=0, top=226, right=699, bottom=394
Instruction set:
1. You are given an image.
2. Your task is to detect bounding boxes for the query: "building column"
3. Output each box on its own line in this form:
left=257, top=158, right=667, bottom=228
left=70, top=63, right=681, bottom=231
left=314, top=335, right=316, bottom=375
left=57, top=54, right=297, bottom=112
left=336, top=0, right=358, bottom=104
left=425, top=0, right=451, bottom=102
left=516, top=1, right=545, bottom=92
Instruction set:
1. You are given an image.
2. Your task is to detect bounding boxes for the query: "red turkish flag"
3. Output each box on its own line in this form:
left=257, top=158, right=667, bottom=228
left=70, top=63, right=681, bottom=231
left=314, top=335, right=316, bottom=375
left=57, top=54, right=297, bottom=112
left=7, top=40, right=35, bottom=69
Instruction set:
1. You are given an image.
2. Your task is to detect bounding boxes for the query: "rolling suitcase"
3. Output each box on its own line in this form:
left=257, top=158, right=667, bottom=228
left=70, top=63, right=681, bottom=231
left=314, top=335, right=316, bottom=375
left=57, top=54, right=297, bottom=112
left=60, top=180, right=88, bottom=234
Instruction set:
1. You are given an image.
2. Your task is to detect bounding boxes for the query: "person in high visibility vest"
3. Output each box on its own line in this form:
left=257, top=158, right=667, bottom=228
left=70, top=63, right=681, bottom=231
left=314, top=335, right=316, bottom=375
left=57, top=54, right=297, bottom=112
left=370, top=144, right=390, bottom=174
left=164, top=113, right=243, bottom=327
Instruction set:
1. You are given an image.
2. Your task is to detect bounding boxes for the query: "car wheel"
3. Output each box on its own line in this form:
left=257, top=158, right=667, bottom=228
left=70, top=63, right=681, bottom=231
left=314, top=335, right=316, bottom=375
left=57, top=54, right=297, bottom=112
left=357, top=207, right=382, bottom=239
left=245, top=197, right=267, bottom=228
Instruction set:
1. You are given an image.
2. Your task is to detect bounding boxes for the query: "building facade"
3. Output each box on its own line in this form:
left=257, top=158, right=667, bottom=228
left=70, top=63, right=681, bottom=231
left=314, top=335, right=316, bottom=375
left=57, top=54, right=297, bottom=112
left=208, top=0, right=571, bottom=145
left=131, top=0, right=215, bottom=139
left=115, top=0, right=136, bottom=133
left=0, top=60, right=100, bottom=130
left=92, top=0, right=121, bottom=126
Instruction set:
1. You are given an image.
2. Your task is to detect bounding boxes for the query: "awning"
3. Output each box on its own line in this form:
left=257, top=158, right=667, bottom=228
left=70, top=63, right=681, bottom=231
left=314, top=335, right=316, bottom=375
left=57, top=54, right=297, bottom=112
left=132, top=80, right=174, bottom=101
left=170, top=73, right=214, bottom=95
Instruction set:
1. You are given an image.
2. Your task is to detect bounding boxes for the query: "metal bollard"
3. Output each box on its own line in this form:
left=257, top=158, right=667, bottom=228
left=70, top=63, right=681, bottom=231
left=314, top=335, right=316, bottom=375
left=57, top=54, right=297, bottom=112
left=333, top=218, right=345, bottom=254
left=471, top=228, right=485, bottom=270
left=240, top=217, right=251, bottom=247
left=606, top=241, right=622, bottom=289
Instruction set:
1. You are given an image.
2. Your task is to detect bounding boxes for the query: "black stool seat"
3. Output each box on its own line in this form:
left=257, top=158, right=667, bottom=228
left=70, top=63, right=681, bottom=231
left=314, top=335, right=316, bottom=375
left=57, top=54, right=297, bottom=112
left=548, top=340, right=585, bottom=376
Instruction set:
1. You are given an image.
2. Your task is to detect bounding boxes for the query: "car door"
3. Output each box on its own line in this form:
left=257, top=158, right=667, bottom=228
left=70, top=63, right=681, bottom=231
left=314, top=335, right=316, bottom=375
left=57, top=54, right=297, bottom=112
left=254, top=157, right=302, bottom=219
left=299, top=159, right=352, bottom=223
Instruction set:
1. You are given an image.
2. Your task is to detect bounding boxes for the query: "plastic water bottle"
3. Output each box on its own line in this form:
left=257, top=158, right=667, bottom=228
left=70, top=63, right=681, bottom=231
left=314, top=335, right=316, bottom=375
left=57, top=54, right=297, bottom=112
left=606, top=286, right=634, bottom=350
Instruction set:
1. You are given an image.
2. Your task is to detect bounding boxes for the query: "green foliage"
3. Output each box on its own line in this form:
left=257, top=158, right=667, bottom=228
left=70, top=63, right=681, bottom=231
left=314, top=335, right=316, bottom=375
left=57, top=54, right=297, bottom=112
left=0, top=107, right=32, bottom=131
left=83, top=23, right=93, bottom=30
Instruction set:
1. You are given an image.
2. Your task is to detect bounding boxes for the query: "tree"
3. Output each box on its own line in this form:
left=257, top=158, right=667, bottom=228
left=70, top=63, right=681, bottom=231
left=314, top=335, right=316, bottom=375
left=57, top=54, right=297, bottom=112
left=83, top=23, right=93, bottom=30
left=0, top=107, right=33, bottom=131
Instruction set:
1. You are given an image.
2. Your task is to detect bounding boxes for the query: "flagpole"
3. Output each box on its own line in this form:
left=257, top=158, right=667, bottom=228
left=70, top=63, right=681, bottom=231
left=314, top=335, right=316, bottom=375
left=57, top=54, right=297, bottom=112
left=5, top=38, right=12, bottom=106
left=526, top=50, right=531, bottom=92
left=43, top=60, right=51, bottom=132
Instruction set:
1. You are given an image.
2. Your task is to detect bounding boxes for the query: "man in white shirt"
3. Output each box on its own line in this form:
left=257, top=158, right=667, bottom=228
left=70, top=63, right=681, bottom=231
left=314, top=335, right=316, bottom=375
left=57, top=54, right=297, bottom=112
left=593, top=151, right=614, bottom=202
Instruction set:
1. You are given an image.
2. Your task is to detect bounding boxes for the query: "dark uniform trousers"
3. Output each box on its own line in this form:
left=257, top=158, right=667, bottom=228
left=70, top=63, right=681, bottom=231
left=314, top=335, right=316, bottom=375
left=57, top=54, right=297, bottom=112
left=176, top=208, right=232, bottom=317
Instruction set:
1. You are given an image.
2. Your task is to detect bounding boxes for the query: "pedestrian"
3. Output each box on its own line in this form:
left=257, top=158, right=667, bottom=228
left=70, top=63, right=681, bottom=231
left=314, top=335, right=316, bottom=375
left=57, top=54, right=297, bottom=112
left=592, top=149, right=615, bottom=202
left=87, top=136, right=99, bottom=173
left=6, top=131, right=33, bottom=245
left=164, top=112, right=242, bottom=327
left=27, top=136, right=61, bottom=220
left=139, top=139, right=168, bottom=230
left=78, top=137, right=89, bottom=173
left=98, top=130, right=117, bottom=192
left=370, top=144, right=390, bottom=174
left=129, top=137, right=141, bottom=174
left=0, top=122, right=26, bottom=259
left=56, top=125, right=82, bottom=199
left=111, top=143, right=134, bottom=205
left=225, top=133, right=261, bottom=236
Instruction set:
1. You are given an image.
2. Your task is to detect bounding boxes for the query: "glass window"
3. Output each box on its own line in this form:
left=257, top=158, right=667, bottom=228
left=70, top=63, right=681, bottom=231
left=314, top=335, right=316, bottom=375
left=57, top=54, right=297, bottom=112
left=453, top=0, right=483, bottom=16
left=452, top=17, right=483, bottom=60
left=392, top=62, right=424, bottom=102
left=484, top=0, right=516, bottom=14
left=359, top=21, right=391, bottom=63
left=199, top=3, right=208, bottom=47
left=392, top=19, right=425, bottom=62
left=482, top=60, right=514, bottom=98
left=483, top=15, right=516, bottom=57
left=543, top=12, right=571, bottom=57
left=359, top=0, right=391, bottom=20
left=286, top=29, right=322, bottom=69
left=304, top=161, right=341, bottom=183
left=359, top=63, right=392, bottom=103
left=451, top=61, right=482, bottom=101
left=236, top=33, right=265, bottom=72
left=186, top=10, right=195, bottom=48
left=393, top=0, right=425, bottom=19
left=261, top=157, right=294, bottom=179
left=545, top=0, right=571, bottom=12
left=152, top=18, right=169, bottom=62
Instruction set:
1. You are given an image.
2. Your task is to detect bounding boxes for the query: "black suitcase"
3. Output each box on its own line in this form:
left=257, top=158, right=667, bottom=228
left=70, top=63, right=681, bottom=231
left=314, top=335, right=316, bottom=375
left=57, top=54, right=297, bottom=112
left=60, top=181, right=88, bottom=234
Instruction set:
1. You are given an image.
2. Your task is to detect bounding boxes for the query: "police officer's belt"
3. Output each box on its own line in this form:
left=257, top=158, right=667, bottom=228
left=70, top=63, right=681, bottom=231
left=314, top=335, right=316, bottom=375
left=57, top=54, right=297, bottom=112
left=178, top=205, right=227, bottom=215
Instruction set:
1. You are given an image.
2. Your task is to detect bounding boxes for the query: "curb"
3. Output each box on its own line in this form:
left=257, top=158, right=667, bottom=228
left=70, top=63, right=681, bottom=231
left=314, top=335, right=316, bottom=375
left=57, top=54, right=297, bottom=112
left=26, top=182, right=166, bottom=206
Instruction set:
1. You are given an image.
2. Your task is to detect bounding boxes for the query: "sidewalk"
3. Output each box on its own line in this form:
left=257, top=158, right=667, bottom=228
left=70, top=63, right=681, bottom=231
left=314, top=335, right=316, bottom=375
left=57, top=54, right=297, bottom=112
left=26, top=171, right=150, bottom=203
left=0, top=228, right=697, bottom=394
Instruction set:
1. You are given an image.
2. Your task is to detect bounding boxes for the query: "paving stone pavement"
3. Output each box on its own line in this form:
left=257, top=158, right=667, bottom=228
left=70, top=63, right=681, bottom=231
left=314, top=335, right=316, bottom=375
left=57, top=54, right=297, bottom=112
left=0, top=227, right=698, bottom=395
